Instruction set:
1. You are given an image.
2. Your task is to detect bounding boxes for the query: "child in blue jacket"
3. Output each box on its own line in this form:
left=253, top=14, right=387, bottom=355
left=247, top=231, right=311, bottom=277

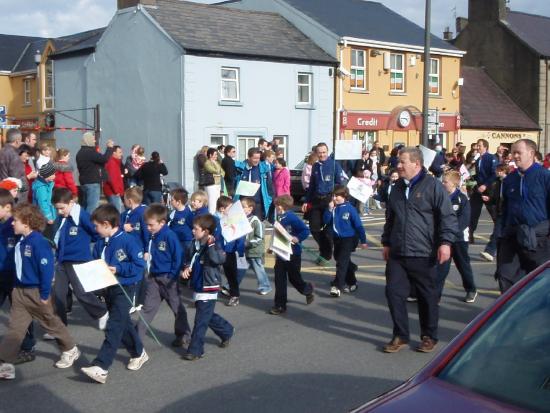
left=181, top=213, right=233, bottom=360
left=136, top=204, right=191, bottom=346
left=169, top=187, right=194, bottom=257
left=32, top=162, right=57, bottom=239
left=324, top=185, right=368, bottom=297
left=0, top=204, right=79, bottom=380
left=269, top=195, right=315, bottom=315
left=80, top=204, right=148, bottom=384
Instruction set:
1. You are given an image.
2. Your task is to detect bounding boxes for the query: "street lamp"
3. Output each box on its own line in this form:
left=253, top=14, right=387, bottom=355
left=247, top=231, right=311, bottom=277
left=34, top=50, right=41, bottom=134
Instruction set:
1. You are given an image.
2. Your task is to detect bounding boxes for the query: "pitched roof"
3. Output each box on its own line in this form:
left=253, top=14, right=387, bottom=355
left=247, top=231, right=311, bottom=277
left=280, top=0, right=459, bottom=52
left=50, top=28, right=106, bottom=58
left=147, top=0, right=337, bottom=65
left=12, top=39, right=50, bottom=72
left=0, top=34, right=43, bottom=71
left=505, top=11, right=550, bottom=57
left=460, top=66, right=540, bottom=131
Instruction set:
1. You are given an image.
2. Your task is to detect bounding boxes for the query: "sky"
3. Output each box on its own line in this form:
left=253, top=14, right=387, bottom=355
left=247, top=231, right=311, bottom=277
left=1, top=0, right=549, bottom=39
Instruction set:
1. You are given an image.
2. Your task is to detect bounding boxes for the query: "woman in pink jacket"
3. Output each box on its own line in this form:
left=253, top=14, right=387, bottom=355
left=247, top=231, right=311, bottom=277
left=272, top=158, right=290, bottom=196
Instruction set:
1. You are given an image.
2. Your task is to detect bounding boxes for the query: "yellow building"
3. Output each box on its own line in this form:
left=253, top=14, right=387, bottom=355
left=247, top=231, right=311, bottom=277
left=337, top=41, right=464, bottom=151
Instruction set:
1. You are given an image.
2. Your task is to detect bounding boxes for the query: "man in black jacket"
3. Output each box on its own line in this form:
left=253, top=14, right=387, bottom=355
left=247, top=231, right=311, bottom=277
left=75, top=132, right=113, bottom=213
left=381, top=147, right=457, bottom=354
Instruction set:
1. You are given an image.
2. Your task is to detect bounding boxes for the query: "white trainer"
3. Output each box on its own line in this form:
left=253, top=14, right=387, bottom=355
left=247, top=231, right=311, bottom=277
left=479, top=251, right=494, bottom=262
left=55, top=346, right=81, bottom=368
left=98, top=312, right=109, bottom=331
left=0, top=363, right=15, bottom=380
left=81, top=366, right=108, bottom=384
left=127, top=350, right=149, bottom=371
left=329, top=286, right=341, bottom=297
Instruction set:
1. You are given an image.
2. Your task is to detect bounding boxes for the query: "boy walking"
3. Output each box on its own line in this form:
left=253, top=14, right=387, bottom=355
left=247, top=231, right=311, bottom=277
left=81, top=204, right=148, bottom=383
left=270, top=195, right=314, bottom=315
left=181, top=214, right=233, bottom=360
left=136, top=204, right=191, bottom=346
left=52, top=187, right=108, bottom=328
left=0, top=204, right=80, bottom=380
left=325, top=185, right=368, bottom=297
left=241, top=197, right=272, bottom=295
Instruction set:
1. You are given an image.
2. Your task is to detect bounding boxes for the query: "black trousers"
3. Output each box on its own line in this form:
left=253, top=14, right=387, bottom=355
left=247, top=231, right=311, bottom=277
left=496, top=230, right=550, bottom=293
left=223, top=252, right=240, bottom=298
left=436, top=241, right=476, bottom=297
left=332, top=236, right=358, bottom=289
left=54, top=262, right=108, bottom=326
left=274, top=255, right=313, bottom=308
left=385, top=256, right=439, bottom=341
left=469, top=190, right=497, bottom=236
left=309, top=195, right=333, bottom=260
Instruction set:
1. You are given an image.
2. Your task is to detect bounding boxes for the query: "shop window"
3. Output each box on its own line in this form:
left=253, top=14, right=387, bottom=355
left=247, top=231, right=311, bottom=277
left=429, top=58, right=440, bottom=95
left=390, top=53, right=405, bottom=92
left=221, top=67, right=240, bottom=101
left=351, top=49, right=366, bottom=90
left=23, top=79, right=31, bottom=105
left=352, top=131, right=377, bottom=151
left=237, top=136, right=260, bottom=161
left=297, top=72, right=312, bottom=105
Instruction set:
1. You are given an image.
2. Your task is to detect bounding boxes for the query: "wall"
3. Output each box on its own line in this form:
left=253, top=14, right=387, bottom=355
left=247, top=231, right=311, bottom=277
left=539, top=59, right=550, bottom=154
left=183, top=54, right=334, bottom=189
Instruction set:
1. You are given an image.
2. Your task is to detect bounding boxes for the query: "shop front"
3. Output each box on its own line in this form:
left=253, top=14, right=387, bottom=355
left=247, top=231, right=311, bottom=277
left=340, top=109, right=460, bottom=152
left=458, top=129, right=540, bottom=153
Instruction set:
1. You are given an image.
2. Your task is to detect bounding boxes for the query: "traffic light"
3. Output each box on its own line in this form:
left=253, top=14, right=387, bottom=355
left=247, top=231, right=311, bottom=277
left=44, top=112, right=55, bottom=128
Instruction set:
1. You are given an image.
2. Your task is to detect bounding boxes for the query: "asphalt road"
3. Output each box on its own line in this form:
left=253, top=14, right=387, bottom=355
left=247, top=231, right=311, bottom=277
left=0, top=210, right=501, bottom=413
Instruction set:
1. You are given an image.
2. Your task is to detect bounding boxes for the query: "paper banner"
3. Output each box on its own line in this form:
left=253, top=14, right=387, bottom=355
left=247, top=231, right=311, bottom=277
left=73, top=259, right=118, bottom=293
left=419, top=145, right=436, bottom=169
left=235, top=180, right=260, bottom=196
left=347, top=176, right=373, bottom=204
left=220, top=201, right=253, bottom=243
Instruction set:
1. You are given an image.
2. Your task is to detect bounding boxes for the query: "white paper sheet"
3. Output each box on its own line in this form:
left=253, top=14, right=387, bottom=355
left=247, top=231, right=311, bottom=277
left=270, top=221, right=293, bottom=261
left=220, top=201, right=253, bottom=243
left=235, top=180, right=261, bottom=196
left=335, top=140, right=363, bottom=160
left=347, top=177, right=374, bottom=204
left=419, top=145, right=437, bottom=170
left=73, top=259, right=119, bottom=293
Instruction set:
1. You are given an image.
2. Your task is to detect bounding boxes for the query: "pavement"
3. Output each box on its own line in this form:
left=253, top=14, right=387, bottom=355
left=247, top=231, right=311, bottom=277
left=0, top=210, right=501, bottom=413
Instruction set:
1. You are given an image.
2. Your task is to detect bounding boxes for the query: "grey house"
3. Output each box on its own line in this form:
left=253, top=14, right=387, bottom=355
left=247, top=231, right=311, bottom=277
left=52, top=0, right=336, bottom=189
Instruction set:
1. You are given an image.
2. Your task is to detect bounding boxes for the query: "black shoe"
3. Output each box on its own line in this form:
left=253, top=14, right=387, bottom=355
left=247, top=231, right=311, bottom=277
left=306, top=293, right=315, bottom=305
left=13, top=349, right=36, bottom=365
left=219, top=328, right=235, bottom=348
left=464, top=291, right=478, bottom=303
left=172, top=336, right=190, bottom=348
left=182, top=353, right=203, bottom=361
left=269, top=306, right=286, bottom=315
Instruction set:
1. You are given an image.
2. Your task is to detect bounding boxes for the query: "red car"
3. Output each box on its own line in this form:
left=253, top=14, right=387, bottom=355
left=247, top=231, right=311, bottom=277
left=352, top=261, right=550, bottom=413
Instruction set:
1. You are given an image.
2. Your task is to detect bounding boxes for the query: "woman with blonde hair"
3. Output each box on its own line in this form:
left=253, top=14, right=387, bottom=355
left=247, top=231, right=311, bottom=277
left=203, top=147, right=225, bottom=214
left=301, top=151, right=318, bottom=191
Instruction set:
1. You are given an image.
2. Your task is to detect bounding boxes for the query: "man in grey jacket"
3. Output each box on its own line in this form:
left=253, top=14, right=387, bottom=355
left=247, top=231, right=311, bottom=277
left=0, top=129, right=26, bottom=201
left=381, top=147, right=457, bottom=354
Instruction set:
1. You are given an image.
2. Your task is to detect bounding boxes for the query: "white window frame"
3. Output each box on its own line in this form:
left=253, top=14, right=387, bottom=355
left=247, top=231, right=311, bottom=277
left=350, top=49, right=366, bottom=90
left=297, top=72, right=312, bottom=105
left=429, top=58, right=440, bottom=96
left=390, top=53, right=405, bottom=92
left=44, top=60, right=54, bottom=109
left=237, top=136, right=260, bottom=161
left=210, top=134, right=227, bottom=147
left=23, top=79, right=31, bottom=105
left=221, top=67, right=240, bottom=101
left=272, top=135, right=288, bottom=160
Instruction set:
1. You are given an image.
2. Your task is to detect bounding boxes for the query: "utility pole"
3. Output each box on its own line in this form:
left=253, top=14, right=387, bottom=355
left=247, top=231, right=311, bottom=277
left=421, top=0, right=431, bottom=147
left=94, top=104, right=101, bottom=145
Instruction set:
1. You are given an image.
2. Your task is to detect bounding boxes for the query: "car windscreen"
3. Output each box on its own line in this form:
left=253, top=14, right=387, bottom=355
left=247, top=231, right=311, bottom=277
left=438, top=268, right=550, bottom=412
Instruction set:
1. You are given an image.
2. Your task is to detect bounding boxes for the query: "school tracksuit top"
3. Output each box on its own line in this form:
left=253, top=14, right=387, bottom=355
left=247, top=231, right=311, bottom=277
left=0, top=217, right=17, bottom=278
left=92, top=230, right=145, bottom=286
left=14, top=231, right=55, bottom=300
left=121, top=205, right=149, bottom=251
left=54, top=203, right=97, bottom=263
left=169, top=206, right=194, bottom=244
left=277, top=210, right=310, bottom=256
left=323, top=202, right=367, bottom=244
left=147, top=225, right=182, bottom=277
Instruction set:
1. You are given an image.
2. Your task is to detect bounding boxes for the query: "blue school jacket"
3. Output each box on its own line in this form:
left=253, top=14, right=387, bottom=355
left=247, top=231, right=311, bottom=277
left=147, top=225, right=182, bottom=277
left=323, top=201, right=367, bottom=244
left=169, top=206, right=194, bottom=243
left=54, top=203, right=97, bottom=263
left=14, top=231, right=55, bottom=300
left=0, top=217, right=17, bottom=281
left=93, top=230, right=144, bottom=286
left=121, top=205, right=149, bottom=251
left=277, top=210, right=310, bottom=256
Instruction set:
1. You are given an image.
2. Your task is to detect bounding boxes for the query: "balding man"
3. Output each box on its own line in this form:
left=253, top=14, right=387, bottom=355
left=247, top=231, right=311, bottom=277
left=496, top=139, right=550, bottom=292
left=0, top=129, right=27, bottom=201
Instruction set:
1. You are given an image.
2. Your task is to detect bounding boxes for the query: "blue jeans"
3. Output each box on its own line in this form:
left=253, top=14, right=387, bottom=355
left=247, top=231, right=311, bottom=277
left=81, top=183, right=101, bottom=214
left=144, top=190, right=162, bottom=205
left=94, top=284, right=144, bottom=370
left=188, top=300, right=233, bottom=356
left=247, top=257, right=272, bottom=293
left=107, top=195, right=123, bottom=213
left=484, top=216, right=502, bottom=257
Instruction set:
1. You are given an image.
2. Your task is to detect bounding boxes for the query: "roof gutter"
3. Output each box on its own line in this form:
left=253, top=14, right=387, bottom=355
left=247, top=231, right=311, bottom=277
left=343, top=36, right=466, bottom=57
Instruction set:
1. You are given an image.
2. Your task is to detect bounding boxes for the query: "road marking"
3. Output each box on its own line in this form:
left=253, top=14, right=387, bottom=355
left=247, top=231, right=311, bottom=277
left=366, top=234, right=382, bottom=247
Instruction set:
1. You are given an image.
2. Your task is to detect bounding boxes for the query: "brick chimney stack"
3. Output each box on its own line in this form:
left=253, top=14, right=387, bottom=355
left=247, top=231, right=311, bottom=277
left=443, top=26, right=453, bottom=41
left=468, top=0, right=507, bottom=23
left=117, top=0, right=157, bottom=9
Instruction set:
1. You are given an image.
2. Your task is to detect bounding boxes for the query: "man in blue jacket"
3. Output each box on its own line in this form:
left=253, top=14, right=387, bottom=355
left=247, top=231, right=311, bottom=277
left=469, top=139, right=498, bottom=243
left=496, top=139, right=550, bottom=292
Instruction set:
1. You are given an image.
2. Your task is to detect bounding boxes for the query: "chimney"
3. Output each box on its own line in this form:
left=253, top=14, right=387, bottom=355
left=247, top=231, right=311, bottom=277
left=117, top=0, right=157, bottom=9
left=443, top=26, right=453, bottom=41
left=456, top=17, right=468, bottom=35
left=468, top=0, right=507, bottom=23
